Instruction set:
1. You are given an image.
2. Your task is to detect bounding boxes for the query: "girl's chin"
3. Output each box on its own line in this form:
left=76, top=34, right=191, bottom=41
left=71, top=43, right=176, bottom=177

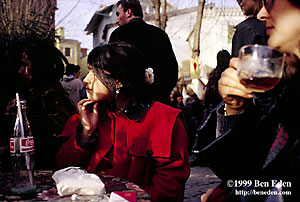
left=86, top=95, right=93, bottom=101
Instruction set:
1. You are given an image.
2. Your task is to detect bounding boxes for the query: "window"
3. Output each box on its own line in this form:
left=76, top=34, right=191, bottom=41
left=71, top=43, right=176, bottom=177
left=65, top=47, right=71, bottom=57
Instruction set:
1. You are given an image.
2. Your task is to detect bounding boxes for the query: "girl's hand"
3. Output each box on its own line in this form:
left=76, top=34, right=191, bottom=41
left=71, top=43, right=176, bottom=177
left=77, top=99, right=99, bottom=142
left=218, top=58, right=253, bottom=115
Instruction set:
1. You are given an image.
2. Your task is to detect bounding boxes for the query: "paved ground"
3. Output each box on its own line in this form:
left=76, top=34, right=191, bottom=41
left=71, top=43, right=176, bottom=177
left=184, top=166, right=221, bottom=202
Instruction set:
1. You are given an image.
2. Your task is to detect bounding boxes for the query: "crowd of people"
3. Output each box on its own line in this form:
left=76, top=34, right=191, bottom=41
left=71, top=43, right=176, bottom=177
left=1, top=0, right=300, bottom=201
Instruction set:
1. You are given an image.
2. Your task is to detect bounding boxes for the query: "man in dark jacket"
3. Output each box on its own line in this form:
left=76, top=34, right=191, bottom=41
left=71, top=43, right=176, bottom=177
left=109, top=0, right=178, bottom=105
left=231, top=0, right=268, bottom=57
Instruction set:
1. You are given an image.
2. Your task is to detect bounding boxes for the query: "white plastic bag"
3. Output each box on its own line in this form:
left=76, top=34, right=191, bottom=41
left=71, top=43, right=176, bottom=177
left=52, top=167, right=105, bottom=197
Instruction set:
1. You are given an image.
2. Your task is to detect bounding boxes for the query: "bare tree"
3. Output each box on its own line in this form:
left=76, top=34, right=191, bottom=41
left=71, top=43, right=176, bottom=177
left=192, top=0, right=205, bottom=58
left=152, top=0, right=168, bottom=31
left=152, top=0, right=161, bottom=28
left=0, top=0, right=56, bottom=41
left=0, top=0, right=57, bottom=81
left=160, top=0, right=167, bottom=30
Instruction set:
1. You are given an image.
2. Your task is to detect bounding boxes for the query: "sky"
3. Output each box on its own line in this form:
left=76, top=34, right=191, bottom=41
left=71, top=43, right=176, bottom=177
left=55, top=0, right=240, bottom=8
left=55, top=0, right=240, bottom=51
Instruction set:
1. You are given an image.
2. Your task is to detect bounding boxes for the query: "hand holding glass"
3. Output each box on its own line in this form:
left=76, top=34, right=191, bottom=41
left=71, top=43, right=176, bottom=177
left=237, top=45, right=285, bottom=92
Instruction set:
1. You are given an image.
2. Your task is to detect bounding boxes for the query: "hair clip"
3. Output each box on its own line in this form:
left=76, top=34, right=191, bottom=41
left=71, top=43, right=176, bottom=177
left=145, top=67, right=154, bottom=84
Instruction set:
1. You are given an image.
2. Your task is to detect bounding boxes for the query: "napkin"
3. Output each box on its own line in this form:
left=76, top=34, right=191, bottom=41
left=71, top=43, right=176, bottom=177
left=52, top=167, right=105, bottom=197
left=109, top=191, right=136, bottom=202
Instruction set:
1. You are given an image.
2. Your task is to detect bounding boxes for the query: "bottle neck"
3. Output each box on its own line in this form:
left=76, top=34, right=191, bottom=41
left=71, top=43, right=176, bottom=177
left=14, top=101, right=31, bottom=138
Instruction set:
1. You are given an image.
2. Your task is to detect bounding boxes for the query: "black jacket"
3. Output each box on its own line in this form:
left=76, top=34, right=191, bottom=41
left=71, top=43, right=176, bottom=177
left=231, top=16, right=268, bottom=57
left=109, top=18, right=178, bottom=104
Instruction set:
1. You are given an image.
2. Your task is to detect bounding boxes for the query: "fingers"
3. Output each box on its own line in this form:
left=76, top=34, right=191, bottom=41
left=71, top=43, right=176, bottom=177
left=77, top=99, right=99, bottom=134
left=77, top=99, right=93, bottom=113
left=218, top=57, right=254, bottom=114
left=219, top=68, right=253, bottom=100
left=77, top=99, right=89, bottom=109
left=77, top=99, right=93, bottom=106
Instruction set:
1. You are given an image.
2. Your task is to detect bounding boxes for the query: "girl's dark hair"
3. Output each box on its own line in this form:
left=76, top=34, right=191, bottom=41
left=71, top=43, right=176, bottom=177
left=88, top=42, right=149, bottom=102
left=289, top=0, right=300, bottom=8
left=25, top=43, right=68, bottom=87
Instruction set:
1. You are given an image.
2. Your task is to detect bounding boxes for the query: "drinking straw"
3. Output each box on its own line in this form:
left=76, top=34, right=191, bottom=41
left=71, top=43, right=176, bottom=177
left=16, top=93, right=25, bottom=138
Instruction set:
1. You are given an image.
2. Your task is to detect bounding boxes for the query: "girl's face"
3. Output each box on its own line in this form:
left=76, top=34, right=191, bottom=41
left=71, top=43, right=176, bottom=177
left=83, top=69, right=110, bottom=102
left=258, top=0, right=300, bottom=58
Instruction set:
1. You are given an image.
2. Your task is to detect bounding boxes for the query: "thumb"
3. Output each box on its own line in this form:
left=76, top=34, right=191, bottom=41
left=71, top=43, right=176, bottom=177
left=229, top=57, right=239, bottom=70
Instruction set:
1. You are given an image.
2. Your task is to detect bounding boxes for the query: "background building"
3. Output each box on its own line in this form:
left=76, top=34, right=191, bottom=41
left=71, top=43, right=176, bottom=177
left=55, top=27, right=88, bottom=79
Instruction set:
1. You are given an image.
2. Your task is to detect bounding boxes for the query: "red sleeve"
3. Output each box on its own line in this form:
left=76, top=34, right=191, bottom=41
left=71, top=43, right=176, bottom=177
left=56, top=115, right=93, bottom=169
left=144, top=116, right=190, bottom=202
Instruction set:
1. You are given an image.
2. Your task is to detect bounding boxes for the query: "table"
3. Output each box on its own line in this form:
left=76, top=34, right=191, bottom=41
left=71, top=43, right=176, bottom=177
left=0, top=170, right=152, bottom=202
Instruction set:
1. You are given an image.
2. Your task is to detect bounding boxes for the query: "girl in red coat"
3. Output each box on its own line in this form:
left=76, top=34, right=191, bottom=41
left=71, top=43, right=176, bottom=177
left=56, top=42, right=190, bottom=202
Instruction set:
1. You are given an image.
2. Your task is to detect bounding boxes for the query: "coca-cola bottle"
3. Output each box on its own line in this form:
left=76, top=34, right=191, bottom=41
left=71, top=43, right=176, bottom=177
left=10, top=93, right=36, bottom=194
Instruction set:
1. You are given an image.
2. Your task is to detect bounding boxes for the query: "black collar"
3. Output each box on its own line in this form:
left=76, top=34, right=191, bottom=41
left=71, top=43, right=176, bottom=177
left=121, top=99, right=154, bottom=121
left=128, top=18, right=144, bottom=24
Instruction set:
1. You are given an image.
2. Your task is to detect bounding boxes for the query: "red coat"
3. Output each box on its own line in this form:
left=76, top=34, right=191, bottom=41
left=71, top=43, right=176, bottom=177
left=57, top=102, right=190, bottom=202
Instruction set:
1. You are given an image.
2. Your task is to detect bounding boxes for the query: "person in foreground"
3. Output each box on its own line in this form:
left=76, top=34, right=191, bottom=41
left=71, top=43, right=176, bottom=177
left=3, top=43, right=76, bottom=170
left=199, top=0, right=300, bottom=201
left=56, top=42, right=190, bottom=202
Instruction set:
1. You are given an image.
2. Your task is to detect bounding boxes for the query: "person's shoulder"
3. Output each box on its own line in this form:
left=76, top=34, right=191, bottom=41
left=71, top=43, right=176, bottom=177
left=111, top=25, right=126, bottom=35
left=247, top=17, right=264, bottom=25
left=235, top=19, right=259, bottom=33
left=113, top=19, right=166, bottom=34
left=129, top=19, right=167, bottom=34
left=74, top=78, right=83, bottom=83
left=110, top=22, right=140, bottom=39
left=151, top=101, right=182, bottom=115
left=64, top=78, right=81, bottom=86
left=236, top=19, right=250, bottom=29
left=113, top=19, right=144, bottom=30
left=73, top=78, right=83, bottom=87
left=144, top=22, right=168, bottom=35
left=240, top=17, right=265, bottom=28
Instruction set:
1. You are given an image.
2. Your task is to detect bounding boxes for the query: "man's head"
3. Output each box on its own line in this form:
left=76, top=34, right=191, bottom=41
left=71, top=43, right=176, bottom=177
left=116, top=0, right=143, bottom=26
left=240, top=0, right=262, bottom=17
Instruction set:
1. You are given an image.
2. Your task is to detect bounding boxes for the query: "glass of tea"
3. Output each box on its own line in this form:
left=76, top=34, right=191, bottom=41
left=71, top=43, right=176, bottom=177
left=237, top=44, right=285, bottom=92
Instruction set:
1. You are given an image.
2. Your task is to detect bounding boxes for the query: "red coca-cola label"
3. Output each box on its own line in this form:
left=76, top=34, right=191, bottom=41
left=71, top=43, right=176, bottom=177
left=10, top=138, right=16, bottom=153
left=20, top=137, right=34, bottom=153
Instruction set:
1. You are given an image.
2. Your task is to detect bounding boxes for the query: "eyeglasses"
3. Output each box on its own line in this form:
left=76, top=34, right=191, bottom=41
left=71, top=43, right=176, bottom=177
left=262, top=0, right=275, bottom=12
